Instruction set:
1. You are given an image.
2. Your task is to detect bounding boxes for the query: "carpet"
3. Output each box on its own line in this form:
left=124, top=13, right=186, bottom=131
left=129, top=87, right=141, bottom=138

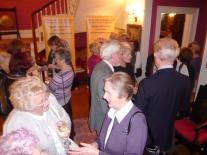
left=73, top=117, right=97, bottom=144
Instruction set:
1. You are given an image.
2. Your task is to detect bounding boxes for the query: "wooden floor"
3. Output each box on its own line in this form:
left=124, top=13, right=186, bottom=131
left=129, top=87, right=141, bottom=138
left=71, top=85, right=90, bottom=119
left=0, top=85, right=90, bottom=134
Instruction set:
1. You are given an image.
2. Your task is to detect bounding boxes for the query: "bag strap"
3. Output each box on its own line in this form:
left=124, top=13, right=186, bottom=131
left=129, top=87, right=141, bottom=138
left=124, top=111, right=142, bottom=153
left=126, top=111, right=142, bottom=135
left=126, top=110, right=156, bottom=145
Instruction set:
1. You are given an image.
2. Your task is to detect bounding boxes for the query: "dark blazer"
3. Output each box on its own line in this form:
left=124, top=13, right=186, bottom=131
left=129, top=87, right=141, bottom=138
left=97, top=105, right=147, bottom=155
left=135, top=68, right=192, bottom=151
left=114, top=63, right=136, bottom=83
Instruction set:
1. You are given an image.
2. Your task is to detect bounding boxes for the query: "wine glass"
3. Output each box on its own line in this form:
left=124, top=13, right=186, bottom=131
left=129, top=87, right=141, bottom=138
left=56, top=121, right=71, bottom=151
left=57, top=121, right=70, bottom=137
left=56, top=120, right=79, bottom=152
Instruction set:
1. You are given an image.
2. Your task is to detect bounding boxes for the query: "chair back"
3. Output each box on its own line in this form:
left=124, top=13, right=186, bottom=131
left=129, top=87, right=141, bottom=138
left=0, top=70, right=12, bottom=115
left=0, top=69, right=22, bottom=115
left=190, top=85, right=207, bottom=124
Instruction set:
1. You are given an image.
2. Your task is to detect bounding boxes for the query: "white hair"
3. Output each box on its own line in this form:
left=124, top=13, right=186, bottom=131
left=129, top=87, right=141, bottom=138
left=154, top=37, right=180, bottom=62
left=0, top=128, right=39, bottom=155
left=100, top=40, right=120, bottom=60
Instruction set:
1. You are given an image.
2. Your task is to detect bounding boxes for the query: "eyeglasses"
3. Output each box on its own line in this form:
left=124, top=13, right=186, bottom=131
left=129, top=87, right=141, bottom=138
left=54, top=56, right=62, bottom=61
left=35, top=92, right=50, bottom=107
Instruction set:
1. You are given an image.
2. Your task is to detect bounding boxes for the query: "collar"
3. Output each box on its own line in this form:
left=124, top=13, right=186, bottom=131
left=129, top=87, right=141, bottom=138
left=27, top=111, right=47, bottom=120
left=103, top=60, right=114, bottom=72
left=107, top=100, right=133, bottom=123
left=158, top=64, right=173, bottom=70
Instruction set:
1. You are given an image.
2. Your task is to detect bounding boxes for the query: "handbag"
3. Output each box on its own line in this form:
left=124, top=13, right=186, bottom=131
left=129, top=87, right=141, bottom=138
left=145, top=144, right=160, bottom=155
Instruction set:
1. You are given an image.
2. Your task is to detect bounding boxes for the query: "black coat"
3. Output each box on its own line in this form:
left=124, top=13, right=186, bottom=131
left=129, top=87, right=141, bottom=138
left=135, top=68, right=192, bottom=151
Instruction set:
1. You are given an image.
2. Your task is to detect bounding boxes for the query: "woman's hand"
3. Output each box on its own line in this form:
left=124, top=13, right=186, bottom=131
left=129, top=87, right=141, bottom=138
left=68, top=142, right=99, bottom=155
left=27, top=65, right=38, bottom=75
left=90, top=142, right=98, bottom=148
left=48, top=64, right=59, bottom=69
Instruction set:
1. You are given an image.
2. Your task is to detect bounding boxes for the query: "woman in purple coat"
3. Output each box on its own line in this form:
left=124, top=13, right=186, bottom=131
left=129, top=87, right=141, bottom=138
left=69, top=72, right=147, bottom=155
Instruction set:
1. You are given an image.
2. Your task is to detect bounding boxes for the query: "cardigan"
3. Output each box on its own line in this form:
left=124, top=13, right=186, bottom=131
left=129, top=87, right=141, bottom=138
left=3, top=93, right=71, bottom=155
left=97, top=105, right=147, bottom=155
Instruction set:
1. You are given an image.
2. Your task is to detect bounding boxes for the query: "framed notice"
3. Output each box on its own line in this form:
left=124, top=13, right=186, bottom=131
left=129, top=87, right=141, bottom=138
left=42, top=15, right=76, bottom=69
left=127, top=24, right=142, bottom=42
left=86, top=16, right=115, bottom=59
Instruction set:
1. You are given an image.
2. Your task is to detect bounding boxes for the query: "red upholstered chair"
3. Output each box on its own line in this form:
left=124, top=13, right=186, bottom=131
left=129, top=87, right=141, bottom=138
left=175, top=85, right=207, bottom=154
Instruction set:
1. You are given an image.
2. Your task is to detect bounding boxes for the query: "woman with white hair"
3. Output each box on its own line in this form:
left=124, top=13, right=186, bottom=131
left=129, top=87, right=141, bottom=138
left=0, top=128, right=48, bottom=155
left=114, top=41, right=135, bottom=83
left=3, top=76, right=72, bottom=155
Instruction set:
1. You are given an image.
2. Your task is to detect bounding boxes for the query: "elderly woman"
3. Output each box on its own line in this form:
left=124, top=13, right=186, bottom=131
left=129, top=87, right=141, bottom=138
left=48, top=48, right=74, bottom=111
left=0, top=128, right=48, bottom=155
left=114, top=41, right=135, bottom=83
left=69, top=72, right=147, bottom=155
left=48, top=48, right=75, bottom=138
left=3, top=76, right=71, bottom=155
left=87, top=42, right=101, bottom=80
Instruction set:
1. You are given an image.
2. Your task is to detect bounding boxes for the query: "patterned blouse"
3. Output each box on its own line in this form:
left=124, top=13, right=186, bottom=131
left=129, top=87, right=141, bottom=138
left=48, top=69, right=74, bottom=106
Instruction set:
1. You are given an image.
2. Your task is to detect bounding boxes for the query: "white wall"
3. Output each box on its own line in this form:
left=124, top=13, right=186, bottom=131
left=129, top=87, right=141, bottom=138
left=74, top=0, right=130, bottom=32
left=196, top=32, right=207, bottom=98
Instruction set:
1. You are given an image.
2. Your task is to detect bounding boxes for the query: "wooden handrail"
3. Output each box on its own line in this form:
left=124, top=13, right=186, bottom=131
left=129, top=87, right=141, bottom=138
left=32, top=0, right=58, bottom=15
left=0, top=8, right=16, bottom=11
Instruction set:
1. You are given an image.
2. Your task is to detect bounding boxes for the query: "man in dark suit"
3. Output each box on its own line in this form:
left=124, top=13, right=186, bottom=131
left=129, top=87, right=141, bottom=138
left=135, top=38, right=192, bottom=153
left=89, top=40, right=121, bottom=134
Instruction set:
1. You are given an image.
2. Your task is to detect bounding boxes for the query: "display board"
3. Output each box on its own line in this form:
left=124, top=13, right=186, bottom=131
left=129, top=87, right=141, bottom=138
left=42, top=15, right=76, bottom=69
left=86, top=16, right=115, bottom=59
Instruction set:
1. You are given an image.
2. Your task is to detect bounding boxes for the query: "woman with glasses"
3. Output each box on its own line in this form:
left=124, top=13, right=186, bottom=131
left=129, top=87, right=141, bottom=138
left=3, top=76, right=71, bottom=155
left=48, top=48, right=75, bottom=139
left=48, top=48, right=74, bottom=114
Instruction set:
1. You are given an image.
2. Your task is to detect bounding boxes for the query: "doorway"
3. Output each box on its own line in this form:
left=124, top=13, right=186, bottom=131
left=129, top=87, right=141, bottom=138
left=154, top=6, right=199, bottom=47
left=160, top=13, right=185, bottom=46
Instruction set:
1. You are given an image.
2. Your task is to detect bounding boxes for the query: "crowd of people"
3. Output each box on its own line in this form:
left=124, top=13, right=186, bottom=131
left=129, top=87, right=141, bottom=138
left=0, top=33, right=203, bottom=155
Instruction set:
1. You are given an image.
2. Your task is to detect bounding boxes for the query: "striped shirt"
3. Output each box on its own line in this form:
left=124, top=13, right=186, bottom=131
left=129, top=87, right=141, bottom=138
left=48, top=70, right=74, bottom=106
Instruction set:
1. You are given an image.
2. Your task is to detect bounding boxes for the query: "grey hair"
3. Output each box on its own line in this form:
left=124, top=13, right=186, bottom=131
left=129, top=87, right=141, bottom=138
left=105, top=72, right=134, bottom=100
left=89, top=42, right=99, bottom=55
left=154, top=37, right=180, bottom=62
left=100, top=40, right=120, bottom=60
left=55, top=48, right=71, bottom=65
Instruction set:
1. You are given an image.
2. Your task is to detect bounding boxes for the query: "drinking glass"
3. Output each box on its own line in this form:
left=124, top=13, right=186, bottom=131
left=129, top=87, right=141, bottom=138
left=56, top=121, right=78, bottom=151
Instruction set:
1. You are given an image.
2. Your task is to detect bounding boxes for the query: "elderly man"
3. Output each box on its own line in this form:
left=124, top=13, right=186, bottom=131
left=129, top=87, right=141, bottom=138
left=89, top=39, right=121, bottom=134
left=135, top=38, right=192, bottom=153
